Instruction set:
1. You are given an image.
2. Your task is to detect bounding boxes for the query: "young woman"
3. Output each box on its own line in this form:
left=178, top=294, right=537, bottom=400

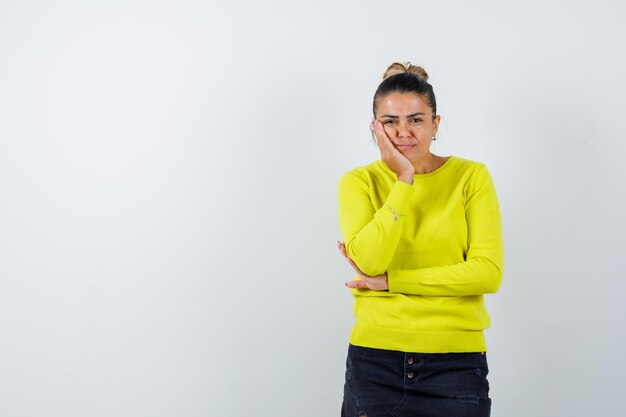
left=337, top=63, right=503, bottom=417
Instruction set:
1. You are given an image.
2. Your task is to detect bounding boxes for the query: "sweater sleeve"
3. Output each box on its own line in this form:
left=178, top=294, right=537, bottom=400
left=387, top=165, right=504, bottom=296
left=338, top=169, right=415, bottom=276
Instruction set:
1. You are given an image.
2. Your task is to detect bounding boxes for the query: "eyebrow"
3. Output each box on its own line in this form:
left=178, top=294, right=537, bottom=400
left=380, top=112, right=426, bottom=119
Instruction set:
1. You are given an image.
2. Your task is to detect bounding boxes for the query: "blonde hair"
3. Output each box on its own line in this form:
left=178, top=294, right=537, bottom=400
left=383, top=62, right=429, bottom=82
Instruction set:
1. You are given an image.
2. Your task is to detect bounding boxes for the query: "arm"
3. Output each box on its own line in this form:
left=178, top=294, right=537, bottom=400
left=338, top=120, right=416, bottom=276
left=338, top=241, right=389, bottom=290
left=339, top=120, right=415, bottom=276
left=338, top=171, right=414, bottom=276
left=387, top=165, right=504, bottom=296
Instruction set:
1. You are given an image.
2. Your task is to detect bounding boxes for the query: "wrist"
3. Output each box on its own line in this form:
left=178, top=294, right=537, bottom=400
left=398, top=173, right=414, bottom=185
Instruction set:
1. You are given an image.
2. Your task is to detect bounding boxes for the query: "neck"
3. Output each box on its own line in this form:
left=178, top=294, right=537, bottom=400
left=412, top=153, right=437, bottom=174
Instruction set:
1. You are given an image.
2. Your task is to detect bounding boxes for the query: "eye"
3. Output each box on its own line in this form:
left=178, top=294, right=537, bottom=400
left=410, top=118, right=423, bottom=124
left=382, top=120, right=398, bottom=125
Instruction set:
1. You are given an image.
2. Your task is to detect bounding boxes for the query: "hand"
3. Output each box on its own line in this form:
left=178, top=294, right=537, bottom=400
left=371, top=120, right=414, bottom=184
left=337, top=241, right=389, bottom=291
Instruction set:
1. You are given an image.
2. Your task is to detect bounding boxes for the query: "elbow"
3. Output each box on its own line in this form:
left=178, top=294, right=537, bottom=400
left=345, top=241, right=388, bottom=276
left=483, top=264, right=503, bottom=294
left=356, top=261, right=387, bottom=277
left=350, top=253, right=387, bottom=276
left=470, top=256, right=502, bottom=294
left=484, top=276, right=502, bottom=294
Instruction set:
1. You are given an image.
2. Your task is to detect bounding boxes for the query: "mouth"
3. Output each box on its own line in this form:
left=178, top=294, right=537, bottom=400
left=394, top=144, right=415, bottom=150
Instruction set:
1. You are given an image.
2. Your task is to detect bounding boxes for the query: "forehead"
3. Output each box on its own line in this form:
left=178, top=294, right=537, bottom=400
left=376, top=92, right=431, bottom=117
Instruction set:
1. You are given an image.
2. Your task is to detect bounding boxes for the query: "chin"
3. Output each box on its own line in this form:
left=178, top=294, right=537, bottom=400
left=400, top=148, right=418, bottom=156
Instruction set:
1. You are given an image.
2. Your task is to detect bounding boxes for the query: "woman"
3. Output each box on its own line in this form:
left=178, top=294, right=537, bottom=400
left=337, top=62, right=503, bottom=417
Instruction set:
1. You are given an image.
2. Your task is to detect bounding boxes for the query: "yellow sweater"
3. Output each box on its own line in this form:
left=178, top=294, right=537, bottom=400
left=338, top=156, right=503, bottom=353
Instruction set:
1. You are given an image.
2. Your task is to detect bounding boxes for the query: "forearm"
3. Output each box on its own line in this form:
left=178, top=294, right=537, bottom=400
left=343, top=218, right=402, bottom=276
left=339, top=180, right=414, bottom=276
left=387, top=257, right=503, bottom=296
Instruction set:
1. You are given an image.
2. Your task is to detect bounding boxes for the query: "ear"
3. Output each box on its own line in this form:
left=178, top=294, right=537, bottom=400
left=432, top=115, right=441, bottom=135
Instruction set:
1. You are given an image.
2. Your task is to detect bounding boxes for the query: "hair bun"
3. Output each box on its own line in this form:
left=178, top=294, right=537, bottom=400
left=383, top=62, right=429, bottom=82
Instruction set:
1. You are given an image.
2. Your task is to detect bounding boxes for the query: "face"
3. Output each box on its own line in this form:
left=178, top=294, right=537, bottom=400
left=375, top=92, right=440, bottom=163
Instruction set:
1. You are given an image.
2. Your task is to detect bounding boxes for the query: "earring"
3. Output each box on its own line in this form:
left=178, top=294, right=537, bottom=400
left=431, top=136, right=437, bottom=141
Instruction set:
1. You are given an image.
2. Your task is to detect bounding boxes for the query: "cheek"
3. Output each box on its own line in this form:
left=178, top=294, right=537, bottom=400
left=414, top=128, right=433, bottom=144
left=382, top=125, right=395, bottom=136
left=411, top=126, right=426, bottom=137
left=416, top=124, right=434, bottom=136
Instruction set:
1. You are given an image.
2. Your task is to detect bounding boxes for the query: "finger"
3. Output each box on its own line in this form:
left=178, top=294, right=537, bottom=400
left=337, top=241, right=349, bottom=260
left=337, top=242, right=368, bottom=276
left=346, top=257, right=366, bottom=276
left=345, top=280, right=367, bottom=289
left=338, top=243, right=360, bottom=272
left=372, top=120, right=386, bottom=148
left=373, top=120, right=393, bottom=150
left=373, top=122, right=402, bottom=162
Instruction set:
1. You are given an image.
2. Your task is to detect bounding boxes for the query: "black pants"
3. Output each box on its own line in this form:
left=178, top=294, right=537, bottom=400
left=342, top=344, right=491, bottom=417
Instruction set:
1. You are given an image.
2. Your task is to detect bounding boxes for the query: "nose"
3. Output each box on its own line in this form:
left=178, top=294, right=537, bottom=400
left=397, top=121, right=411, bottom=138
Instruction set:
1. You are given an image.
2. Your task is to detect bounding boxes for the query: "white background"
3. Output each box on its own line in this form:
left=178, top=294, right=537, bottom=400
left=1, top=1, right=624, bottom=416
